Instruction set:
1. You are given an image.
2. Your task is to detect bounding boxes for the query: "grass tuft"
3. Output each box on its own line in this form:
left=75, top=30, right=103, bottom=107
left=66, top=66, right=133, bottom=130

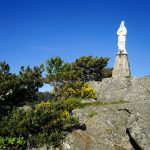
left=80, top=100, right=129, bottom=108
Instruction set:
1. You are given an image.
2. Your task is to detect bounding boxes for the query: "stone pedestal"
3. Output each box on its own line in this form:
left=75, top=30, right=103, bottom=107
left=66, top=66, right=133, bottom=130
left=112, top=54, right=131, bottom=78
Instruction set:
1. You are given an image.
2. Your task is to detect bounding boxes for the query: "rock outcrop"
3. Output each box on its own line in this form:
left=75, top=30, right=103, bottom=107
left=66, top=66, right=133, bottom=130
left=63, top=99, right=150, bottom=150
left=89, top=77, right=150, bottom=102
left=62, top=77, right=150, bottom=150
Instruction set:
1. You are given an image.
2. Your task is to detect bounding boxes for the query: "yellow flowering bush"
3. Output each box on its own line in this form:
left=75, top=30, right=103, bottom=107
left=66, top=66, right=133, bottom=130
left=60, top=111, right=70, bottom=118
left=65, top=87, right=77, bottom=97
left=52, top=81, right=96, bottom=99
left=37, top=101, right=51, bottom=108
left=81, top=82, right=96, bottom=98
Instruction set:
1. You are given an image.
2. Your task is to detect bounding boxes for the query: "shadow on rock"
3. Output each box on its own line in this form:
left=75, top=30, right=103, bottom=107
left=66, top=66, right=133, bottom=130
left=64, top=123, right=86, bottom=133
left=126, top=128, right=143, bottom=150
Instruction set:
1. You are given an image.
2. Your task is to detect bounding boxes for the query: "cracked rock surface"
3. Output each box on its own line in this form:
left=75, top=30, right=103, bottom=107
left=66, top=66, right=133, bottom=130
left=63, top=77, right=150, bottom=150
left=63, top=100, right=150, bottom=150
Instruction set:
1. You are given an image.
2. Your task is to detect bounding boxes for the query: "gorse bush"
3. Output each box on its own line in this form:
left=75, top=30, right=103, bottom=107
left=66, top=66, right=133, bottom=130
left=52, top=81, right=96, bottom=100
left=81, top=82, right=96, bottom=98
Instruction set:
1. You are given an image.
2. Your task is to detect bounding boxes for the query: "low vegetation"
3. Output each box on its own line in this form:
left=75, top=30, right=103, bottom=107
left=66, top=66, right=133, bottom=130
left=0, top=56, right=113, bottom=149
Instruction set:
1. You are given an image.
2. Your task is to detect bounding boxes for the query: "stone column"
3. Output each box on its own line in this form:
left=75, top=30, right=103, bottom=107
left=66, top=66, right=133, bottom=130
left=112, top=54, right=131, bottom=78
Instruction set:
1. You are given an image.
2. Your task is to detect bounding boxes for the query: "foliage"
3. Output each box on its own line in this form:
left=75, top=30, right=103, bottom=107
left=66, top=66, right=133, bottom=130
left=51, top=81, right=82, bottom=99
left=46, top=57, right=65, bottom=85
left=71, top=56, right=111, bottom=81
left=0, top=100, right=79, bottom=148
left=81, top=82, right=96, bottom=98
left=0, top=136, right=25, bottom=150
left=0, top=62, right=44, bottom=117
left=46, top=56, right=112, bottom=84
left=63, top=98, right=83, bottom=112
left=45, top=55, right=111, bottom=101
left=101, top=67, right=113, bottom=78
left=0, top=61, right=10, bottom=75
left=46, top=56, right=64, bottom=76
left=52, top=81, right=96, bottom=100
left=18, top=65, right=44, bottom=98
left=36, top=91, right=53, bottom=102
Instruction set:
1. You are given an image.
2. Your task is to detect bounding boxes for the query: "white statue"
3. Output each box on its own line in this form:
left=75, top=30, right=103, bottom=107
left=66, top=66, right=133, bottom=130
left=117, top=21, right=127, bottom=54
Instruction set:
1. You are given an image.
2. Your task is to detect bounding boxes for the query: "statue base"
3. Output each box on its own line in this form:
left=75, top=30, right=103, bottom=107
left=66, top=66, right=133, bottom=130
left=112, top=54, right=131, bottom=78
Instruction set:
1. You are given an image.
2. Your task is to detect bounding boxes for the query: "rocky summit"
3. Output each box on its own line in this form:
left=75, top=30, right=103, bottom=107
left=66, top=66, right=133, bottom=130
left=31, top=77, right=150, bottom=150
left=63, top=77, right=150, bottom=150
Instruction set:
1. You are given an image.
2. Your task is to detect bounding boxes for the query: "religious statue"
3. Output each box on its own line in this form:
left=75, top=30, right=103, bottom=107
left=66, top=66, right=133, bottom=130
left=117, top=21, right=127, bottom=54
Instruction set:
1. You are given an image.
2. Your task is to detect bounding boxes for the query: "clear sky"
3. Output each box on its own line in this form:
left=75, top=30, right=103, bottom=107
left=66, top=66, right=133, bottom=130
left=0, top=0, right=150, bottom=91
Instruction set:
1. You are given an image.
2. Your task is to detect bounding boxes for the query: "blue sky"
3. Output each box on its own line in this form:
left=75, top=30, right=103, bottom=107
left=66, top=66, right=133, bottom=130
left=0, top=0, right=150, bottom=91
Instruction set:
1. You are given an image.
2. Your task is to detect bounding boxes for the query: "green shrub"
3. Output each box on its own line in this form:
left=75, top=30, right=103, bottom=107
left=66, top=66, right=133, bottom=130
left=0, top=136, right=26, bottom=150
left=0, top=100, right=79, bottom=148
left=63, top=98, right=83, bottom=111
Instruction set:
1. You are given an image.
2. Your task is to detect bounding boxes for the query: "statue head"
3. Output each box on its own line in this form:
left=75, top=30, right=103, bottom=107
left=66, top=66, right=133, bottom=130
left=120, top=20, right=125, bottom=27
